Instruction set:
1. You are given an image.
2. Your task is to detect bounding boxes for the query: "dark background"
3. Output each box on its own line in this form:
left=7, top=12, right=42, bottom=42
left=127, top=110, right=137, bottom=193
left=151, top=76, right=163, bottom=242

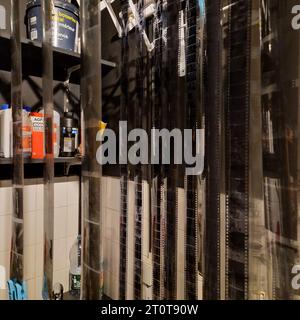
left=0, top=0, right=134, bottom=177
left=0, top=0, right=124, bottom=119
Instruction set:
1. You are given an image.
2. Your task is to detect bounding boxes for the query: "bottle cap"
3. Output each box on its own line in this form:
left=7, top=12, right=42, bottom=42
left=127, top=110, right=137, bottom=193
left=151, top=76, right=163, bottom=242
left=23, top=106, right=32, bottom=112
left=0, top=104, right=9, bottom=110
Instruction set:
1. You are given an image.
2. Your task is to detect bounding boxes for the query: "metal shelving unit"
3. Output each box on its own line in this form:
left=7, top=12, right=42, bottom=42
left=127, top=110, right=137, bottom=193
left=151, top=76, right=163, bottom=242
left=0, top=157, right=81, bottom=164
left=0, top=157, right=81, bottom=174
left=0, top=30, right=116, bottom=177
left=0, top=30, right=116, bottom=84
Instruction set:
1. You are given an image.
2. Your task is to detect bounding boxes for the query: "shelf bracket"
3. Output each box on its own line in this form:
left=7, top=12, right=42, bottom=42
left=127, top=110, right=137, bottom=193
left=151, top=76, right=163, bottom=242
left=103, top=0, right=123, bottom=37
left=128, top=0, right=155, bottom=52
left=64, top=64, right=81, bottom=112
left=100, top=0, right=155, bottom=52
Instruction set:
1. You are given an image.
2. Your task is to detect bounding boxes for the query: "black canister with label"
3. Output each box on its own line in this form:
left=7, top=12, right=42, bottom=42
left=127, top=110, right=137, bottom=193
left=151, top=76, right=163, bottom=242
left=61, top=112, right=78, bottom=157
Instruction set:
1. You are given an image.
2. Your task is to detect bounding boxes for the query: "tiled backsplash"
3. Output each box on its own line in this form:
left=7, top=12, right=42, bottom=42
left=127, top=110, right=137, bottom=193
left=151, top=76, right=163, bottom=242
left=0, top=176, right=79, bottom=300
left=102, top=178, right=186, bottom=300
left=0, top=176, right=186, bottom=300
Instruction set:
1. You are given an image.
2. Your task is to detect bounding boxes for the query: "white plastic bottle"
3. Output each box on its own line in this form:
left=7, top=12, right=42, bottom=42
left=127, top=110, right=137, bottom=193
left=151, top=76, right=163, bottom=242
left=0, top=104, right=12, bottom=158
left=22, top=106, right=32, bottom=158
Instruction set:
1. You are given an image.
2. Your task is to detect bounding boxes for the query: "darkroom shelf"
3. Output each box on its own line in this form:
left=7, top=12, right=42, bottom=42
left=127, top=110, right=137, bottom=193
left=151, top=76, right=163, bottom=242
left=0, top=157, right=82, bottom=177
left=0, top=157, right=82, bottom=166
left=0, top=31, right=116, bottom=84
left=0, top=157, right=119, bottom=178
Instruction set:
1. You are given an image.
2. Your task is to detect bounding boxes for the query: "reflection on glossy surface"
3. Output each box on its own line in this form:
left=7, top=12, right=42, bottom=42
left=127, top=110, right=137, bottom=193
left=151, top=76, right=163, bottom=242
left=222, top=0, right=252, bottom=300
left=80, top=0, right=103, bottom=300
left=185, top=0, right=205, bottom=300
left=204, top=0, right=223, bottom=300
left=42, top=0, right=55, bottom=300
left=222, top=0, right=300, bottom=299
left=119, top=0, right=129, bottom=300
left=10, top=0, right=24, bottom=283
left=260, top=0, right=300, bottom=299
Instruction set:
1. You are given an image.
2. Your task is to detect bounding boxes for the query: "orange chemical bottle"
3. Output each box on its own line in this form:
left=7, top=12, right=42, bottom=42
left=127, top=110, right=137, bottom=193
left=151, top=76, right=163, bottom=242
left=30, top=112, right=44, bottom=159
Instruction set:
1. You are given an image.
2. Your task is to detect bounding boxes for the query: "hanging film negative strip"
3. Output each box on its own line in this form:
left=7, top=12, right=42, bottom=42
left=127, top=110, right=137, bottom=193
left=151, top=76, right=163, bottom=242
left=9, top=0, right=26, bottom=300
left=119, top=0, right=130, bottom=300
left=163, top=0, right=180, bottom=300
left=184, top=0, right=205, bottom=300
left=151, top=0, right=165, bottom=300
left=133, top=0, right=145, bottom=300
left=80, top=0, right=103, bottom=300
left=224, top=0, right=251, bottom=300
left=42, top=0, right=55, bottom=300
left=204, top=0, right=222, bottom=300
left=260, top=0, right=300, bottom=299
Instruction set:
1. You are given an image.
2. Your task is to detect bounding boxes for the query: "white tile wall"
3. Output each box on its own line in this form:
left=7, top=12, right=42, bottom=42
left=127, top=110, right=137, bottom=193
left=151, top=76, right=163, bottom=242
left=54, top=207, right=68, bottom=240
left=54, top=181, right=68, bottom=208
left=67, top=205, right=79, bottom=237
left=102, top=178, right=186, bottom=300
left=0, top=174, right=187, bottom=300
left=36, top=184, right=44, bottom=211
left=102, top=177, right=137, bottom=300
left=35, top=276, right=43, bottom=300
left=102, top=177, right=121, bottom=300
left=0, top=215, right=11, bottom=252
left=0, top=177, right=80, bottom=300
left=24, top=211, right=36, bottom=246
left=24, top=184, right=37, bottom=213
left=141, top=181, right=152, bottom=300
left=35, top=243, right=43, bottom=278
left=24, top=245, right=36, bottom=280
left=177, top=187, right=186, bottom=300
left=0, top=187, right=12, bottom=215
left=53, top=238, right=68, bottom=271
left=106, top=177, right=120, bottom=212
left=0, top=250, right=9, bottom=300
left=36, top=210, right=43, bottom=244
left=53, top=177, right=79, bottom=295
